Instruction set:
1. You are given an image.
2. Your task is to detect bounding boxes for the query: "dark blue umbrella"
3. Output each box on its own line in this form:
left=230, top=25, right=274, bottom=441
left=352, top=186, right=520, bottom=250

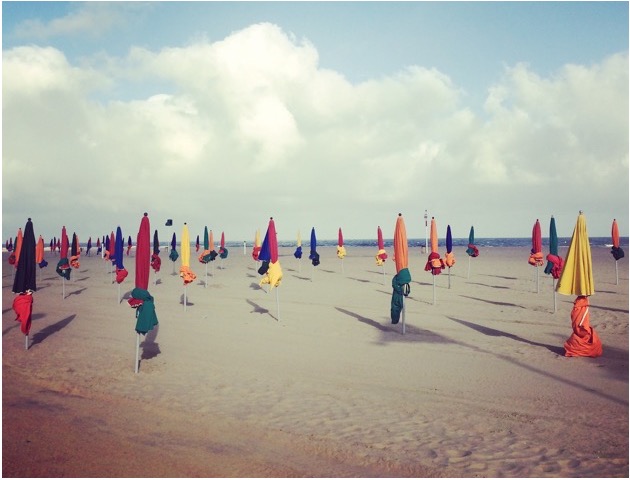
left=309, top=227, right=320, bottom=267
left=445, top=225, right=454, bottom=288
left=114, top=227, right=128, bottom=294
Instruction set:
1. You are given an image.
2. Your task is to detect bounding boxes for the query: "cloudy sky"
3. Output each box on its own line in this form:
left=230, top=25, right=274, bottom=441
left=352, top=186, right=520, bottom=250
left=3, top=1, right=628, bottom=244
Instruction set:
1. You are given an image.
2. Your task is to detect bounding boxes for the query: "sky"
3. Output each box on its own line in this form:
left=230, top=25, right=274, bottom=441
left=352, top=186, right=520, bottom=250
left=2, top=1, right=629, bottom=244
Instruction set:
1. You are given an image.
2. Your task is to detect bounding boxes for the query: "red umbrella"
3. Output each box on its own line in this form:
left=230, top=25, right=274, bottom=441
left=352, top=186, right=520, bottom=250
left=12, top=218, right=36, bottom=349
left=528, top=219, right=544, bottom=293
left=219, top=231, right=229, bottom=260
left=337, top=227, right=346, bottom=272
left=392, top=214, right=411, bottom=333
left=259, top=217, right=282, bottom=319
left=128, top=213, right=158, bottom=373
left=611, top=219, right=624, bottom=285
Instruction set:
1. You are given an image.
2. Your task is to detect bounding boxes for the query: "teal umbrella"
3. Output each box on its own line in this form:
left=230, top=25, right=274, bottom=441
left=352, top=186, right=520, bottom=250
left=544, top=216, right=564, bottom=312
left=465, top=226, right=479, bottom=279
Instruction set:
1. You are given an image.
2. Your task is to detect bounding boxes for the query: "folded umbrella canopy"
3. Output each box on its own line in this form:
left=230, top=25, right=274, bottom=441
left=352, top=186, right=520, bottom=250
left=556, top=211, right=602, bottom=357
left=391, top=214, right=412, bottom=332
left=309, top=227, right=320, bottom=266
left=127, top=235, right=133, bottom=256
left=9, top=228, right=22, bottom=267
left=252, top=230, right=262, bottom=261
left=128, top=213, right=158, bottom=373
left=528, top=219, right=544, bottom=293
left=196, top=235, right=200, bottom=253
left=611, top=219, right=624, bottom=285
left=337, top=228, right=346, bottom=259
left=12, top=218, right=36, bottom=347
left=169, top=232, right=179, bottom=263
left=465, top=225, right=479, bottom=279
left=114, top=227, right=128, bottom=284
left=375, top=226, right=388, bottom=266
left=151, top=229, right=161, bottom=273
left=544, top=216, right=564, bottom=312
left=294, top=230, right=302, bottom=259
left=444, top=225, right=455, bottom=289
left=86, top=237, right=92, bottom=256
left=56, top=226, right=71, bottom=283
left=219, top=231, right=229, bottom=259
left=179, top=223, right=197, bottom=311
left=425, top=217, right=445, bottom=276
left=96, top=237, right=102, bottom=256
left=259, top=217, right=283, bottom=291
left=70, top=232, right=80, bottom=269
left=36, top=236, right=48, bottom=269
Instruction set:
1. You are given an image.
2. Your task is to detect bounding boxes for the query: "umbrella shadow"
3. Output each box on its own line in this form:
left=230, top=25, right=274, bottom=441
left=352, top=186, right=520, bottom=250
left=246, top=299, right=271, bottom=316
left=446, top=316, right=564, bottom=355
left=31, top=314, right=76, bottom=346
left=335, top=307, right=454, bottom=344
left=347, top=277, right=371, bottom=284
left=140, top=325, right=161, bottom=360
left=66, top=287, right=87, bottom=297
left=591, top=304, right=629, bottom=314
left=459, top=294, right=525, bottom=309
left=465, top=281, right=510, bottom=290
left=249, top=282, right=264, bottom=291
left=180, top=293, right=194, bottom=307
left=478, top=273, right=518, bottom=281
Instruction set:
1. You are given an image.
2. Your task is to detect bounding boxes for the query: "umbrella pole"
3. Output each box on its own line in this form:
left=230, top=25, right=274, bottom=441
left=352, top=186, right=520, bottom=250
left=62, top=277, right=65, bottom=300
left=615, top=260, right=619, bottom=285
left=553, top=279, right=557, bottom=313
left=341, top=258, right=344, bottom=274
left=402, top=296, right=406, bottom=335
left=184, top=285, right=187, bottom=311
left=536, top=265, right=540, bottom=294
left=276, top=287, right=280, bottom=321
left=448, top=267, right=451, bottom=289
left=25, top=334, right=29, bottom=351
left=467, top=256, right=471, bottom=279
left=205, top=263, right=208, bottom=288
left=135, top=333, right=140, bottom=373
left=382, top=264, right=385, bottom=284
left=432, top=275, right=436, bottom=305
left=298, top=258, right=301, bottom=273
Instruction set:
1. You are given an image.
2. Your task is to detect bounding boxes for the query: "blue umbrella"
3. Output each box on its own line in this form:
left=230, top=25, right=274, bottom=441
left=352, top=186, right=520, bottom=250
left=445, top=225, right=454, bottom=288
left=309, top=227, right=320, bottom=267
left=114, top=226, right=128, bottom=301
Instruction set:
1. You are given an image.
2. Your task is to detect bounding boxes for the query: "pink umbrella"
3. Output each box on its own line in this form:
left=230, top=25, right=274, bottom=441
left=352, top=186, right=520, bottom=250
left=528, top=219, right=544, bottom=292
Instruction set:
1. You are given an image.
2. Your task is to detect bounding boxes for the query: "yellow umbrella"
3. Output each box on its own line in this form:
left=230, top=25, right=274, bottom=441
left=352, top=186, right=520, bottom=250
left=179, top=223, right=196, bottom=310
left=556, top=211, right=602, bottom=357
left=556, top=212, right=594, bottom=296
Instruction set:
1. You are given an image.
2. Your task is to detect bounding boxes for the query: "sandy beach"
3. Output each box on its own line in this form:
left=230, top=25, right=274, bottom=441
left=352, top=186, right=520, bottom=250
left=2, top=244, right=628, bottom=477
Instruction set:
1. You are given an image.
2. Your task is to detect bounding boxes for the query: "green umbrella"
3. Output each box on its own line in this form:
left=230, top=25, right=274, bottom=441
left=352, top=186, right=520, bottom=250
left=465, top=226, right=479, bottom=278
left=544, top=216, right=564, bottom=312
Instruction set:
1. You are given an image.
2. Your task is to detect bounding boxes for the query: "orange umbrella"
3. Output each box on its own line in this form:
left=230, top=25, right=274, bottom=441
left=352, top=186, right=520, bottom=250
left=556, top=211, right=602, bottom=357
left=611, top=219, right=624, bottom=285
left=391, top=214, right=411, bottom=333
left=424, top=217, right=445, bottom=304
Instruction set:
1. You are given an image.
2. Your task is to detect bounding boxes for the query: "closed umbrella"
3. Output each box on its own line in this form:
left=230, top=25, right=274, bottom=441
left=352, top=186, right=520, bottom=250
left=465, top=225, right=479, bottom=278
left=151, top=229, right=161, bottom=284
left=219, top=231, right=229, bottom=261
left=252, top=229, right=262, bottom=263
left=36, top=235, right=48, bottom=283
left=169, top=232, right=178, bottom=274
left=198, top=226, right=215, bottom=286
left=444, top=225, right=455, bottom=288
left=528, top=219, right=544, bottom=293
left=392, top=214, right=411, bottom=334
left=179, top=223, right=196, bottom=310
left=376, top=226, right=388, bottom=284
left=293, top=230, right=302, bottom=272
left=337, top=228, right=346, bottom=274
left=56, top=226, right=71, bottom=298
left=196, top=234, right=200, bottom=253
left=9, top=229, right=23, bottom=283
left=12, top=218, right=36, bottom=350
left=128, top=213, right=158, bottom=373
left=70, top=232, right=80, bottom=270
left=127, top=235, right=133, bottom=256
left=96, top=237, right=102, bottom=256
left=259, top=218, right=283, bottom=319
left=424, top=217, right=445, bottom=304
left=544, top=216, right=564, bottom=312
left=86, top=237, right=92, bottom=256
left=556, top=211, right=601, bottom=357
left=309, top=227, right=320, bottom=280
left=114, top=226, right=128, bottom=302
left=611, top=219, right=624, bottom=285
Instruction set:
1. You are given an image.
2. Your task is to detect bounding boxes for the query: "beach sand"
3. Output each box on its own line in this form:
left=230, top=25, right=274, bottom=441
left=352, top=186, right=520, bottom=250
left=3, top=245, right=628, bottom=477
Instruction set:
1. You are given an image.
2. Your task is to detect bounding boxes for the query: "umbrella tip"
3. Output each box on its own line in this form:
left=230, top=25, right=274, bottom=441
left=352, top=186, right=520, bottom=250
left=398, top=213, right=402, bottom=217
left=27, top=217, right=31, bottom=221
left=144, top=212, right=148, bottom=217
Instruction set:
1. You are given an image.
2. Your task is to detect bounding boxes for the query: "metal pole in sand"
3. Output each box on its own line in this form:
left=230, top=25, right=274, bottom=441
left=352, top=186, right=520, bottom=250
left=62, top=277, right=65, bottom=300
left=205, top=263, right=208, bottom=288
left=536, top=265, right=540, bottom=294
left=402, top=297, right=406, bottom=335
left=184, top=285, right=187, bottom=311
left=467, top=256, right=471, bottom=279
left=134, top=333, right=140, bottom=373
left=432, top=275, right=436, bottom=305
left=553, top=279, right=557, bottom=313
left=448, top=267, right=451, bottom=289
left=615, top=260, right=619, bottom=285
left=25, top=334, right=29, bottom=350
left=276, top=288, right=280, bottom=321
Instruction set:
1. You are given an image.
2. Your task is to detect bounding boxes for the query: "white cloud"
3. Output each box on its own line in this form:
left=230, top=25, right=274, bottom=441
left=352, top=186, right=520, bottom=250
left=2, top=24, right=628, bottom=242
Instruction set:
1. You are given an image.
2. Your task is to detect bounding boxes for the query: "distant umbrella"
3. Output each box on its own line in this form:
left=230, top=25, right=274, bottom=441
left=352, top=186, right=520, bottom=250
left=556, top=211, right=602, bottom=357
left=293, top=230, right=303, bottom=272
left=544, top=216, right=564, bottom=312
left=445, top=225, right=455, bottom=288
left=114, top=227, right=128, bottom=304
left=375, top=226, right=388, bottom=284
left=611, top=219, right=624, bottom=285
left=424, top=217, right=445, bottom=304
left=86, top=237, right=92, bottom=256
left=56, top=226, right=71, bottom=298
left=465, top=225, right=479, bottom=278
left=528, top=219, right=544, bottom=293
left=219, top=231, right=229, bottom=261
left=151, top=229, right=161, bottom=277
left=128, top=213, right=158, bottom=373
left=391, top=214, right=411, bottom=334
left=198, top=226, right=214, bottom=287
left=179, top=223, right=197, bottom=310
left=12, top=218, right=36, bottom=349
left=336, top=227, right=346, bottom=273
left=127, top=235, right=133, bottom=256
left=252, top=230, right=262, bottom=262
left=309, top=227, right=320, bottom=266
left=169, top=232, right=179, bottom=274
left=258, top=217, right=283, bottom=319
left=36, top=235, right=48, bottom=270
left=70, top=233, right=80, bottom=269
left=9, top=228, right=22, bottom=269
left=196, top=234, right=200, bottom=253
